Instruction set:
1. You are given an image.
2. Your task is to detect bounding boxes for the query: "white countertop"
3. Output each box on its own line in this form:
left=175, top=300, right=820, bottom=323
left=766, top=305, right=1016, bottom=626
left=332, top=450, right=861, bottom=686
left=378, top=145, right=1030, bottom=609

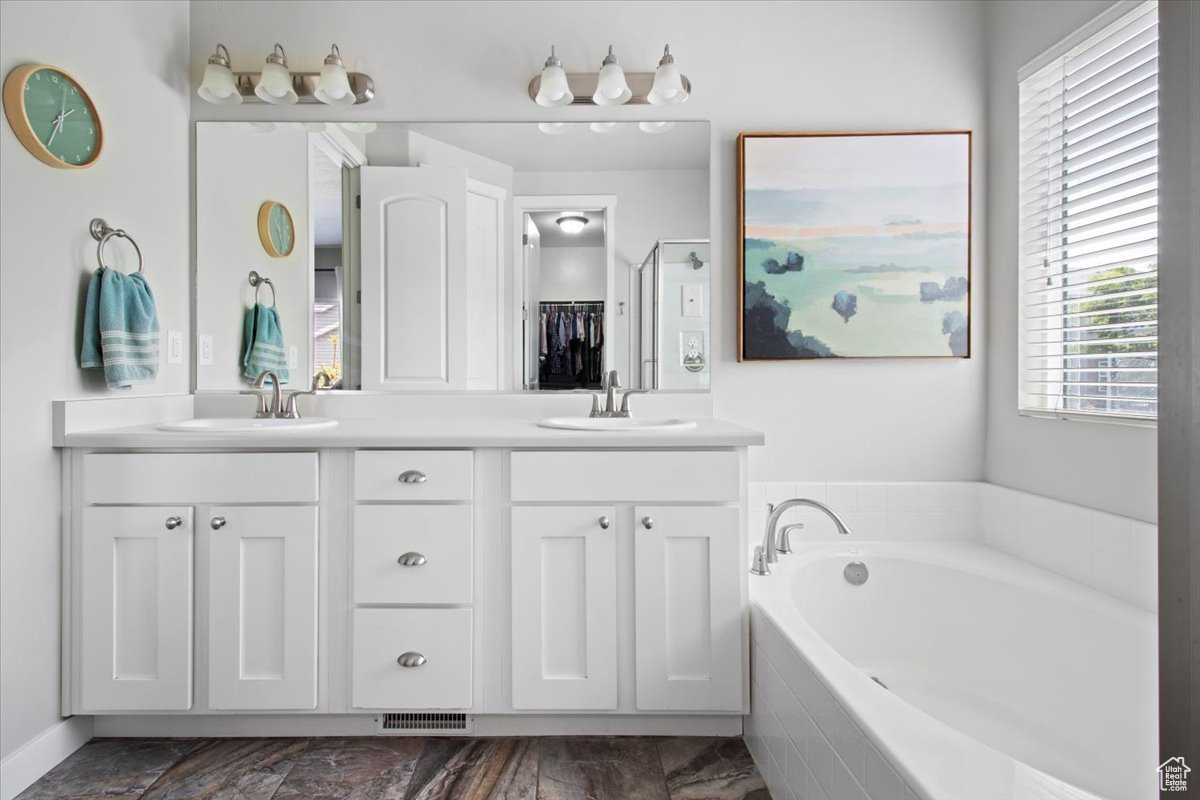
left=59, top=416, right=764, bottom=449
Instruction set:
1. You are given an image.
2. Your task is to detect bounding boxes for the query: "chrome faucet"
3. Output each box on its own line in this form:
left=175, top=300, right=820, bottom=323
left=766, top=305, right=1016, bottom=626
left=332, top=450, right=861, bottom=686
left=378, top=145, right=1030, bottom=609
left=751, top=498, right=853, bottom=575
left=589, top=370, right=648, bottom=418
left=241, top=371, right=283, bottom=419
left=242, top=371, right=321, bottom=420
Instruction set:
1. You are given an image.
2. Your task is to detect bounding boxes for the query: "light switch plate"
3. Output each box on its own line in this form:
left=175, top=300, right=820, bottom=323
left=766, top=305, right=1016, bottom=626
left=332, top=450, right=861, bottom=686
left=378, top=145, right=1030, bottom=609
left=167, top=330, right=183, bottom=364
left=198, top=335, right=213, bottom=366
left=682, top=284, right=704, bottom=317
left=289, top=346, right=298, bottom=369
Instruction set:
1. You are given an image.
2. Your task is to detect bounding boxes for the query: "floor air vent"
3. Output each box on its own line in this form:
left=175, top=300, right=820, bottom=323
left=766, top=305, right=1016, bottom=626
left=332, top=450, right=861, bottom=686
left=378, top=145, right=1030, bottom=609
left=376, top=713, right=472, bottom=734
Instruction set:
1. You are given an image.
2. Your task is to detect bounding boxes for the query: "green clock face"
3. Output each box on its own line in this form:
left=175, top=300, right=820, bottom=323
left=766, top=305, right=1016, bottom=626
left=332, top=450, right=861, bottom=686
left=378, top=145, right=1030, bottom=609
left=23, top=68, right=98, bottom=166
left=268, top=203, right=293, bottom=255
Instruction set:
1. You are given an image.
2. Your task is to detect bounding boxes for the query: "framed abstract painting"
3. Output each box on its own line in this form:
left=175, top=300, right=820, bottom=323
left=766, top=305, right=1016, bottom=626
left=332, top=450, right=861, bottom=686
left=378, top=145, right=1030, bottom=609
left=738, top=130, right=972, bottom=360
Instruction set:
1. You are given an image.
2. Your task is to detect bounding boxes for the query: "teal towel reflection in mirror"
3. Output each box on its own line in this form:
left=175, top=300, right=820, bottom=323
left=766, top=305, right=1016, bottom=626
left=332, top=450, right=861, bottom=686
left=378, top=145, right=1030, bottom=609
left=81, top=267, right=160, bottom=389
left=242, top=303, right=289, bottom=383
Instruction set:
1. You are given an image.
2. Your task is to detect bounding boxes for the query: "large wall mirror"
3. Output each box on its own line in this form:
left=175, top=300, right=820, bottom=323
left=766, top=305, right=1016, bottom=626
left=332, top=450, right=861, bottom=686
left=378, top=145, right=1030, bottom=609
left=195, top=121, right=711, bottom=393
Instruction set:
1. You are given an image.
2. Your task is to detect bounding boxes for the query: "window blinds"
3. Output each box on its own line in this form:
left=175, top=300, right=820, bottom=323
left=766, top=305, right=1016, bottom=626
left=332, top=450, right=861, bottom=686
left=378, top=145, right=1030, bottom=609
left=1018, top=1, right=1158, bottom=420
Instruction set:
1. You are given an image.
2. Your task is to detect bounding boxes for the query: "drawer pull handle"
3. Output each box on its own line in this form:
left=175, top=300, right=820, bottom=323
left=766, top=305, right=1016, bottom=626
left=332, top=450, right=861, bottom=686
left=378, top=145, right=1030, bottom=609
left=398, top=470, right=428, bottom=484
left=397, top=552, right=427, bottom=567
left=164, top=516, right=184, bottom=531
left=641, top=516, right=654, bottom=530
left=210, top=516, right=227, bottom=530
left=397, top=651, right=427, bottom=668
left=598, top=515, right=610, bottom=530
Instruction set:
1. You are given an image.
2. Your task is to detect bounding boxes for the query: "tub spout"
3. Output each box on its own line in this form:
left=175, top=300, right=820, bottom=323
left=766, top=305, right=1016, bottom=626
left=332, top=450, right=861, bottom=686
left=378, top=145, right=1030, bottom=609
left=751, top=498, right=853, bottom=576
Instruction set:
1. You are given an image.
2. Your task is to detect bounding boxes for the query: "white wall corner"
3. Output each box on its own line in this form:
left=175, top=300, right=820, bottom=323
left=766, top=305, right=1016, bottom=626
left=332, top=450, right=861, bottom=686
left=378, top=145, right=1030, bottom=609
left=0, top=716, right=92, bottom=800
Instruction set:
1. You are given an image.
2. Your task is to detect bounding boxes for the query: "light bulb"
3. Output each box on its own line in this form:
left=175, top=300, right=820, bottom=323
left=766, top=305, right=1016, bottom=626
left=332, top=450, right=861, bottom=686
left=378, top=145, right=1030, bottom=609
left=591, top=46, right=631, bottom=106
left=197, top=44, right=242, bottom=105
left=647, top=45, right=688, bottom=105
left=535, top=46, right=574, bottom=107
left=589, top=121, right=622, bottom=134
left=638, top=121, right=676, bottom=134
left=315, top=44, right=355, bottom=105
left=538, top=122, right=572, bottom=135
left=557, top=215, right=588, bottom=234
left=254, top=44, right=297, bottom=105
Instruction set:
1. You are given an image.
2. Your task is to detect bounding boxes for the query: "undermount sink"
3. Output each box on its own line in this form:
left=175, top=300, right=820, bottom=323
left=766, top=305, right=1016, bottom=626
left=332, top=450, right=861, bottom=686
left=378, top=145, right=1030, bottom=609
left=537, top=416, right=697, bottom=432
left=156, top=417, right=338, bottom=433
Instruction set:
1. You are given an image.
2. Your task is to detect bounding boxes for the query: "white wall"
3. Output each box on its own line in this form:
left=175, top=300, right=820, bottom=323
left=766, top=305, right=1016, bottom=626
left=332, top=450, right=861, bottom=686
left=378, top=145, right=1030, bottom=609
left=0, top=0, right=191, bottom=768
left=538, top=246, right=606, bottom=301
left=984, top=0, right=1157, bottom=522
left=195, top=123, right=310, bottom=390
left=189, top=0, right=988, bottom=482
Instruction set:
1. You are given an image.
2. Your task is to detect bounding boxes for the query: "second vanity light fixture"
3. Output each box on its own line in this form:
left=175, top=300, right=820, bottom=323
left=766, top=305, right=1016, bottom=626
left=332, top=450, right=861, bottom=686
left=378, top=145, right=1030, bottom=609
left=531, top=44, right=690, bottom=107
left=197, top=43, right=375, bottom=105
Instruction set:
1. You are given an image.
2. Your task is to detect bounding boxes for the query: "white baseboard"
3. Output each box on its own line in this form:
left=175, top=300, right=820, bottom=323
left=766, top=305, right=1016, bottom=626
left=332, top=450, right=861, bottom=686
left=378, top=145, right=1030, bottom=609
left=0, top=717, right=93, bottom=800
left=94, top=714, right=742, bottom=738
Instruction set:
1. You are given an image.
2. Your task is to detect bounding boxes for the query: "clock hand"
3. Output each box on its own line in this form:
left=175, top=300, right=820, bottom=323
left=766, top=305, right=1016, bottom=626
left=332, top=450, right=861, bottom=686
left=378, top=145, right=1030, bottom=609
left=47, top=114, right=63, bottom=146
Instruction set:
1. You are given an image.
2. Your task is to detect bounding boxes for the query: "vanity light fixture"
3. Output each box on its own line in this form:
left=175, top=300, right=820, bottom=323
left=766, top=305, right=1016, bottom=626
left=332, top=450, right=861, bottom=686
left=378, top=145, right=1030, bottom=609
left=534, top=46, right=574, bottom=107
left=314, top=44, right=355, bottom=105
left=195, top=42, right=375, bottom=105
left=537, top=121, right=573, bottom=135
left=197, top=44, right=242, bottom=105
left=254, top=44, right=298, bottom=105
left=556, top=214, right=589, bottom=234
left=638, top=121, right=676, bottom=134
left=647, top=45, right=688, bottom=105
left=592, top=46, right=632, bottom=106
left=527, top=45, right=690, bottom=107
left=589, top=121, right=622, bottom=134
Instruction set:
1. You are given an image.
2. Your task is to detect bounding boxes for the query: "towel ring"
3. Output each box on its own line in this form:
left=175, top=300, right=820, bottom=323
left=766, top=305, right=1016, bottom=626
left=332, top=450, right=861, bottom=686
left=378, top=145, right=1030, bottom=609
left=90, top=218, right=143, bottom=274
left=248, top=270, right=276, bottom=307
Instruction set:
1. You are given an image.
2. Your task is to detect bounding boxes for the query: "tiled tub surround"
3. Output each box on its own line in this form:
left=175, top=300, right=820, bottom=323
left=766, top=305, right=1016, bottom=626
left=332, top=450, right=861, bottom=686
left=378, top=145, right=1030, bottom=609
left=744, top=482, right=1158, bottom=800
left=748, top=481, right=1156, bottom=611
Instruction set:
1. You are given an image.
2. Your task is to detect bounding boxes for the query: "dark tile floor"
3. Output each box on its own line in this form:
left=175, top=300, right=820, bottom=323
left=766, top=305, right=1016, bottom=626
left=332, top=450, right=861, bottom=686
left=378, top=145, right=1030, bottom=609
left=17, top=736, right=770, bottom=800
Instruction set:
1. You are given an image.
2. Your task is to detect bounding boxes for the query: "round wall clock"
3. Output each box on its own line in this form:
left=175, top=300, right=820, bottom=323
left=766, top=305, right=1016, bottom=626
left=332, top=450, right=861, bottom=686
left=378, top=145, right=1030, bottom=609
left=258, top=200, right=295, bottom=258
left=2, top=64, right=102, bottom=169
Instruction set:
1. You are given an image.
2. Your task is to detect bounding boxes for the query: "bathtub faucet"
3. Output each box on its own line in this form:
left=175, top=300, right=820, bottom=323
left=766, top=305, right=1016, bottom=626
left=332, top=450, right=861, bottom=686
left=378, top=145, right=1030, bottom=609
left=751, top=498, right=853, bottom=575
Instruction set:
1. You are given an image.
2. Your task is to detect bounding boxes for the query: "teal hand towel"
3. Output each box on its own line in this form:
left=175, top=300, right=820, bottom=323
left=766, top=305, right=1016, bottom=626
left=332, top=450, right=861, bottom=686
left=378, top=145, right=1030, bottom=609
left=242, top=302, right=289, bottom=383
left=81, top=268, right=159, bottom=389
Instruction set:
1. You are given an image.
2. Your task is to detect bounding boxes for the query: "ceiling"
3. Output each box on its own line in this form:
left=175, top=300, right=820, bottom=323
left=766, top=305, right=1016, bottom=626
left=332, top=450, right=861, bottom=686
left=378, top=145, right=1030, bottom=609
left=529, top=210, right=607, bottom=248
left=374, top=121, right=710, bottom=173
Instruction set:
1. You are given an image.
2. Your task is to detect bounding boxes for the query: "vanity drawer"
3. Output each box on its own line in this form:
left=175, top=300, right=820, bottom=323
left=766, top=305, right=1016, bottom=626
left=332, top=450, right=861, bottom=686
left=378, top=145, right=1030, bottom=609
left=352, top=608, right=472, bottom=710
left=354, top=450, right=473, bottom=502
left=354, top=505, right=472, bottom=605
left=510, top=450, right=740, bottom=503
left=83, top=452, right=318, bottom=504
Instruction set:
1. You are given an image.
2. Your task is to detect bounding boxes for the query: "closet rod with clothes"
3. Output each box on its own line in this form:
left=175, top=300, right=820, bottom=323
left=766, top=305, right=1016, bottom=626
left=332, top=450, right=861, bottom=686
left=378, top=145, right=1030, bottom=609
left=538, top=301, right=605, bottom=389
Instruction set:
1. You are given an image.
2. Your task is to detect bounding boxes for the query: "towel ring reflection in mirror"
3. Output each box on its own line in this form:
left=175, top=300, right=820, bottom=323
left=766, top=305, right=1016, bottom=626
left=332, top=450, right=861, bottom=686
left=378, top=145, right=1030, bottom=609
left=90, top=218, right=143, bottom=273
left=248, top=270, right=276, bottom=307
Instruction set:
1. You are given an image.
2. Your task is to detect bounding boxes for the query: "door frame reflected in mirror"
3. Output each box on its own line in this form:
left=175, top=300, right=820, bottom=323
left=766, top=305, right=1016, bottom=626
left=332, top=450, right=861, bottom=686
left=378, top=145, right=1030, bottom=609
left=512, top=194, right=617, bottom=392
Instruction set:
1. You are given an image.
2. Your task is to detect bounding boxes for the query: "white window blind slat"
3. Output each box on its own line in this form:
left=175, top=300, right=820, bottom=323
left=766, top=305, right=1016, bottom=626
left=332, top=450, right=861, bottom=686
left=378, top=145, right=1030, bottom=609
left=1017, top=2, right=1158, bottom=422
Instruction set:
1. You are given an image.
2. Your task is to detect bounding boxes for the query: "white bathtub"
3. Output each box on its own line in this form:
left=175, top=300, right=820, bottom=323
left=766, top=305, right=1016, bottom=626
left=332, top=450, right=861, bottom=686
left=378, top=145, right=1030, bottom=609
left=749, top=542, right=1158, bottom=800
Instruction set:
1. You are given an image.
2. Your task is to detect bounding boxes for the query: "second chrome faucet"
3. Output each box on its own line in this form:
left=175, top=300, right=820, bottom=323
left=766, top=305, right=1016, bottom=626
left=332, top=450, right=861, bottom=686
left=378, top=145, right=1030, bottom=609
left=751, top=498, right=853, bottom=576
left=589, top=369, right=647, bottom=418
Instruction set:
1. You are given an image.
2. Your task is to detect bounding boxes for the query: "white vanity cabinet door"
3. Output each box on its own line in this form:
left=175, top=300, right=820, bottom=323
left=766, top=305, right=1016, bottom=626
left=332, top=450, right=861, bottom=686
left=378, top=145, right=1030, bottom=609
left=207, top=505, right=318, bottom=710
left=510, top=506, right=618, bottom=710
left=80, top=506, right=193, bottom=712
left=360, top=166, right=468, bottom=391
left=634, top=506, right=743, bottom=711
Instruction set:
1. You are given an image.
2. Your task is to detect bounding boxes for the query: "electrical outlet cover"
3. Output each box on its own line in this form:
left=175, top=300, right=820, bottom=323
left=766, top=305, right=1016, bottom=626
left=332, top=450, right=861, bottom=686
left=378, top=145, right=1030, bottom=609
left=166, top=331, right=183, bottom=364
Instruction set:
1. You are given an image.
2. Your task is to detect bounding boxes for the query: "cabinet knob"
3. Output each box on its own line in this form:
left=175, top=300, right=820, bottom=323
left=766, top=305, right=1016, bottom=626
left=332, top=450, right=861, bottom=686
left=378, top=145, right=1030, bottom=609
left=641, top=516, right=654, bottom=530
left=164, top=516, right=183, bottom=530
left=397, top=470, right=428, bottom=484
left=598, top=515, right=611, bottom=530
left=397, top=651, right=427, bottom=668
left=210, top=516, right=227, bottom=530
left=397, top=552, right=427, bottom=567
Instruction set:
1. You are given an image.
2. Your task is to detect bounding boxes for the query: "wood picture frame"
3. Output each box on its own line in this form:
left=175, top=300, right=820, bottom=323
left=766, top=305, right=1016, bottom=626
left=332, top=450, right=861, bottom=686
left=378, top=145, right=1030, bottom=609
left=737, top=130, right=972, bottom=361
